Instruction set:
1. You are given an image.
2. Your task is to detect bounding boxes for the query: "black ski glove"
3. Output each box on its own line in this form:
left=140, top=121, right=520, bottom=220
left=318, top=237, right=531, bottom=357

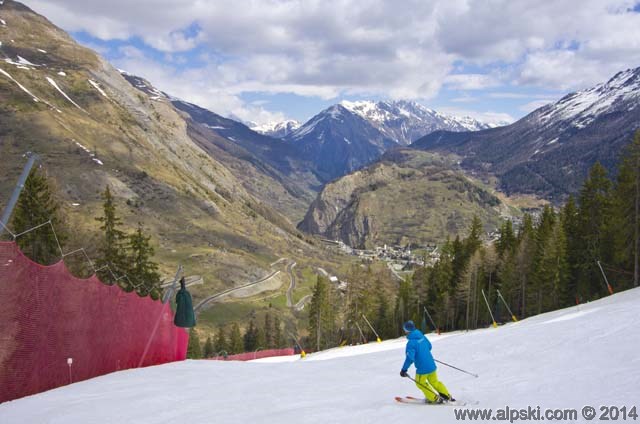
left=400, top=370, right=408, bottom=377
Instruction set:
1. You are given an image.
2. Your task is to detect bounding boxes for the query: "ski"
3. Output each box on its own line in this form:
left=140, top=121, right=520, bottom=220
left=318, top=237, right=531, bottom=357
left=395, top=396, right=471, bottom=406
left=395, top=396, right=425, bottom=404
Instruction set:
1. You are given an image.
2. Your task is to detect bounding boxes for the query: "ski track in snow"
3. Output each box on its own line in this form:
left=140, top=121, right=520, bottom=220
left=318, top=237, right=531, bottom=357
left=1, top=288, right=639, bottom=423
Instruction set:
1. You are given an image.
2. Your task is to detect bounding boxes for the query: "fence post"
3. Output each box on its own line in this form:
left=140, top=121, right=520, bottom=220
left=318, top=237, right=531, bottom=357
left=0, top=154, right=37, bottom=237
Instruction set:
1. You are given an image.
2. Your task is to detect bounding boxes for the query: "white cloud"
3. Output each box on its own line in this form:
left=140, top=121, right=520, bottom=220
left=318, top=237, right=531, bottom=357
left=518, top=99, right=555, bottom=113
left=444, top=74, right=500, bottom=90
left=436, top=107, right=515, bottom=126
left=24, top=0, right=640, bottom=122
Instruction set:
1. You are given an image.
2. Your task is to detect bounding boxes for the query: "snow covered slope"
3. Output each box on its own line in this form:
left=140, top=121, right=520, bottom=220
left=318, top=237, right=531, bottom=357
left=2, top=288, right=639, bottom=423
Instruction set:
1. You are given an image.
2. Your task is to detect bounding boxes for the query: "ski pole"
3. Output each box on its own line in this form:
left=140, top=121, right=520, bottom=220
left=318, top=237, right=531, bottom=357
left=435, top=359, right=479, bottom=378
left=404, top=374, right=444, bottom=402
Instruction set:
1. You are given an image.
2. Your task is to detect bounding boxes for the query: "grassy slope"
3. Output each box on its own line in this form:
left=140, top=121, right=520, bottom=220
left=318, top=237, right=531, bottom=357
left=0, top=1, right=351, bottom=334
left=306, top=149, right=518, bottom=248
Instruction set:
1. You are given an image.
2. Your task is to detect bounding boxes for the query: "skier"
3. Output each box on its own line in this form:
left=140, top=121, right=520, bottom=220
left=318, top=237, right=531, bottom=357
left=399, top=320, right=453, bottom=403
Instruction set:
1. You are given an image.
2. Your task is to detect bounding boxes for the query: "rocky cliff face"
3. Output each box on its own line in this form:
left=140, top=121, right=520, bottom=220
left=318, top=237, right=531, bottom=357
left=298, top=149, right=508, bottom=248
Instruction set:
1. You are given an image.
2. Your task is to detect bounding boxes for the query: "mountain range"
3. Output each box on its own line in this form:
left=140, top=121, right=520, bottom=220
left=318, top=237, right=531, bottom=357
left=2, top=0, right=640, bottom=329
left=277, top=100, right=495, bottom=180
left=412, top=67, right=640, bottom=199
left=300, top=66, right=640, bottom=246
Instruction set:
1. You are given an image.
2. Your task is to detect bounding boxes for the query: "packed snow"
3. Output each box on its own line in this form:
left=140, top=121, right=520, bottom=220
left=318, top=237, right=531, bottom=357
left=1, top=288, right=639, bottom=423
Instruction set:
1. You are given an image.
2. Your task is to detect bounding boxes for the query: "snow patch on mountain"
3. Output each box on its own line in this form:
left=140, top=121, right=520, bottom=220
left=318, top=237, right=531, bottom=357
left=337, top=100, right=494, bottom=145
left=0, top=67, right=39, bottom=101
left=46, top=76, right=86, bottom=112
left=88, top=79, right=108, bottom=98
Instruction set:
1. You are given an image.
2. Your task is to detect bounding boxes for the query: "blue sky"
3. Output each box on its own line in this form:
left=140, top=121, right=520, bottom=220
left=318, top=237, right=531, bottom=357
left=27, top=0, right=640, bottom=125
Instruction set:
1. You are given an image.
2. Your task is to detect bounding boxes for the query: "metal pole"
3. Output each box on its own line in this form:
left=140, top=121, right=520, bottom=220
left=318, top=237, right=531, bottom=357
left=162, top=265, right=183, bottom=304
left=497, top=289, right=518, bottom=322
left=361, top=314, right=381, bottom=342
left=596, top=261, right=614, bottom=295
left=0, top=154, right=37, bottom=237
left=354, top=321, right=366, bottom=344
left=287, top=331, right=306, bottom=358
left=138, top=266, right=183, bottom=368
left=481, top=289, right=497, bottom=328
left=423, top=306, right=440, bottom=335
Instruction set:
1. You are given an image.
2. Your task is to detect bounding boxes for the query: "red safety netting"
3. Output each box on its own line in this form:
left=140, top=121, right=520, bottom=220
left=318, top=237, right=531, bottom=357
left=0, top=241, right=188, bottom=404
left=209, top=348, right=296, bottom=361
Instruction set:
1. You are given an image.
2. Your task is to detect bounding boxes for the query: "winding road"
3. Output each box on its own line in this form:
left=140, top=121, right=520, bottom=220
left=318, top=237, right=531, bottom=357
left=285, top=260, right=297, bottom=307
left=194, top=270, right=280, bottom=312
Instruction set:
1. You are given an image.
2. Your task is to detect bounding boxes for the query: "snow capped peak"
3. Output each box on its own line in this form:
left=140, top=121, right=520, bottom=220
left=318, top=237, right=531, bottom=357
left=336, top=99, right=492, bottom=136
left=537, top=66, right=640, bottom=128
left=252, top=119, right=301, bottom=138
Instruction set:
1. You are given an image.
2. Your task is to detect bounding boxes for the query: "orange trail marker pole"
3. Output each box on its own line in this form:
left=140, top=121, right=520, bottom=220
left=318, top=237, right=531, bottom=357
left=497, top=289, right=518, bottom=322
left=361, top=314, right=381, bottom=343
left=481, top=289, right=498, bottom=328
left=597, top=261, right=615, bottom=295
left=423, top=306, right=440, bottom=335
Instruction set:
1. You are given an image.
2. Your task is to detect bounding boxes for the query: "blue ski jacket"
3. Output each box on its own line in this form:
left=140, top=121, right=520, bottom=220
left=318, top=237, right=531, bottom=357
left=401, top=329, right=436, bottom=375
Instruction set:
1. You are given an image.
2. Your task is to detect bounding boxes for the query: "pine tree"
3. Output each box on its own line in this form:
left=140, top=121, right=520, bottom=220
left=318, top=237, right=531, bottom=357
left=214, top=326, right=228, bottom=356
left=229, top=323, right=244, bottom=354
left=243, top=319, right=257, bottom=351
left=514, top=214, right=535, bottom=317
left=576, top=163, right=614, bottom=299
left=273, top=315, right=283, bottom=348
left=264, top=312, right=274, bottom=349
left=344, top=264, right=375, bottom=342
left=11, top=167, right=66, bottom=265
left=308, top=275, right=337, bottom=351
left=561, top=196, right=581, bottom=305
left=373, top=279, right=393, bottom=339
left=531, top=207, right=569, bottom=314
left=496, top=220, right=517, bottom=258
left=611, top=131, right=640, bottom=288
left=203, top=336, right=215, bottom=358
left=187, top=328, right=202, bottom=359
left=393, top=276, right=414, bottom=333
left=465, top=215, right=483, bottom=256
left=128, top=223, right=160, bottom=298
left=95, top=186, right=129, bottom=285
left=254, top=326, right=266, bottom=351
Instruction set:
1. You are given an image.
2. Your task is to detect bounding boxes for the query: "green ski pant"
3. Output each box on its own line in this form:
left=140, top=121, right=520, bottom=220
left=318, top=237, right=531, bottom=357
left=415, top=370, right=450, bottom=402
